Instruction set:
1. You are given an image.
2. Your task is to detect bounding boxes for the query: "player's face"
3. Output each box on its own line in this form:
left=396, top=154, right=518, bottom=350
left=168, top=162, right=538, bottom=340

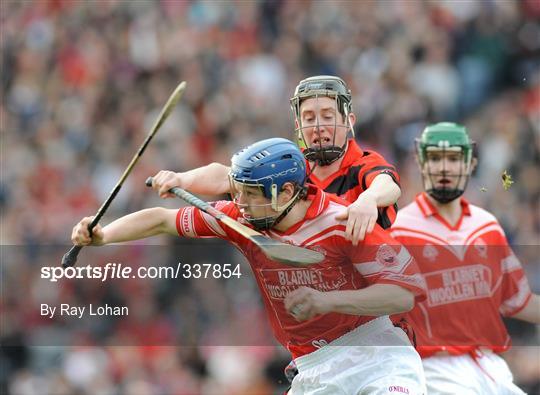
left=422, top=149, right=469, bottom=191
left=298, top=97, right=349, bottom=149
left=231, top=182, right=276, bottom=220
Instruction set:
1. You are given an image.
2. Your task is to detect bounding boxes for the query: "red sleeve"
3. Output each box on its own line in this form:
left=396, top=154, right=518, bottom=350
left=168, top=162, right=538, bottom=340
left=175, top=200, right=239, bottom=240
left=357, top=150, right=400, bottom=191
left=348, top=226, right=427, bottom=302
left=498, top=247, right=533, bottom=317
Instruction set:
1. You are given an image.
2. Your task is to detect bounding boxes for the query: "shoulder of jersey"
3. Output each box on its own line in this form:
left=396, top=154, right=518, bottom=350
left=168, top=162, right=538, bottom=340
left=362, top=149, right=380, bottom=156
left=325, top=191, right=351, bottom=207
left=466, top=203, right=505, bottom=235
left=360, top=149, right=385, bottom=161
left=394, top=199, right=505, bottom=235
left=468, top=203, right=499, bottom=224
left=393, top=200, right=422, bottom=227
left=212, top=200, right=242, bottom=220
left=289, top=194, right=349, bottom=247
left=314, top=192, right=349, bottom=225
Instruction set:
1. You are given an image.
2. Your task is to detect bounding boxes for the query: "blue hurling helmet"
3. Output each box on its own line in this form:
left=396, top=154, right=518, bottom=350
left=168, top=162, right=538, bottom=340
left=230, top=138, right=307, bottom=230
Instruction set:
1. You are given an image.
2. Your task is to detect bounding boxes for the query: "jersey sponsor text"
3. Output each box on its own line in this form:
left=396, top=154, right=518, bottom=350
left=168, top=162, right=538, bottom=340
left=261, top=267, right=347, bottom=300
left=426, top=264, right=491, bottom=306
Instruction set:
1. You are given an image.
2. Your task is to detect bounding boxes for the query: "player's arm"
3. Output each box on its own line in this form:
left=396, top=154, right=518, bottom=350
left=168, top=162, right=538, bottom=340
left=498, top=241, right=539, bottom=324
left=151, top=163, right=231, bottom=198
left=364, top=173, right=401, bottom=207
left=511, top=294, right=540, bottom=324
left=284, top=283, right=414, bottom=321
left=336, top=173, right=401, bottom=245
left=71, top=208, right=178, bottom=246
left=286, top=227, right=425, bottom=321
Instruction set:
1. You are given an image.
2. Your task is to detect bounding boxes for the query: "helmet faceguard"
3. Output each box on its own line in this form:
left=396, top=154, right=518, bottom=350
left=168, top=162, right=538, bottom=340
left=416, top=122, right=475, bottom=204
left=229, top=138, right=307, bottom=230
left=229, top=179, right=304, bottom=231
left=290, top=76, right=354, bottom=166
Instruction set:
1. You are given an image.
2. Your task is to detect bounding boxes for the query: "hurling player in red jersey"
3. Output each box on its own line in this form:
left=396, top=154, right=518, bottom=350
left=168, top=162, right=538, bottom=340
left=73, top=138, right=426, bottom=395
left=390, top=123, right=540, bottom=394
left=151, top=76, right=401, bottom=246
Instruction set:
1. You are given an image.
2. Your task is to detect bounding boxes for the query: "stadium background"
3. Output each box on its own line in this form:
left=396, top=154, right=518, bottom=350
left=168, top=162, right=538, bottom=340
left=1, top=1, right=539, bottom=394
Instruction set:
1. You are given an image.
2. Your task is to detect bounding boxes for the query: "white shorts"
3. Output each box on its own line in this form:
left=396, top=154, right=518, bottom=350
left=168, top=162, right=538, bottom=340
left=289, top=316, right=426, bottom=395
left=422, top=351, right=526, bottom=395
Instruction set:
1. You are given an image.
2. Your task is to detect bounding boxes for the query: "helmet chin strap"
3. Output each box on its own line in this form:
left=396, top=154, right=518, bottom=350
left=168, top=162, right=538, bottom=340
left=424, top=153, right=471, bottom=204
left=303, top=140, right=347, bottom=166
left=427, top=187, right=465, bottom=204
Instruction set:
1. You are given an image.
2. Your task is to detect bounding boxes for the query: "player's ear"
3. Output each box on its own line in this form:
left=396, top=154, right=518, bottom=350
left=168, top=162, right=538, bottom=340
left=470, top=157, right=478, bottom=173
left=280, top=182, right=295, bottom=201
left=348, top=112, right=356, bottom=126
left=414, top=153, right=423, bottom=171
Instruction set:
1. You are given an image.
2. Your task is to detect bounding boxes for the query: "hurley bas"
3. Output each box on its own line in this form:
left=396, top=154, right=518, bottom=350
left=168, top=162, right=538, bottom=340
left=41, top=303, right=128, bottom=319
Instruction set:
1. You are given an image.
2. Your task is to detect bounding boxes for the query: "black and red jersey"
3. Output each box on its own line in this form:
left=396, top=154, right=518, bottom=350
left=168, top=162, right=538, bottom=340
left=306, top=139, right=400, bottom=228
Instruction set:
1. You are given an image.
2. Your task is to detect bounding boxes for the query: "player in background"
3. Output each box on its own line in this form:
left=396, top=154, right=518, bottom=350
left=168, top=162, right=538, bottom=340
left=390, top=122, right=540, bottom=394
left=72, top=138, right=427, bottom=395
left=152, top=76, right=401, bottom=246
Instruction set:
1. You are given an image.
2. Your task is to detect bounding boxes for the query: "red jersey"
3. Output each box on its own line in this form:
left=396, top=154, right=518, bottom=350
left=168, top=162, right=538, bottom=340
left=176, top=186, right=426, bottom=359
left=306, top=139, right=400, bottom=228
left=390, top=192, right=532, bottom=358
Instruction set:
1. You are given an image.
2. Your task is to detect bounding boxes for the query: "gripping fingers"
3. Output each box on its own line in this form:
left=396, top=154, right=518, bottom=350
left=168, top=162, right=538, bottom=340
left=285, top=287, right=318, bottom=321
left=290, top=303, right=308, bottom=321
left=345, top=215, right=355, bottom=242
left=353, top=218, right=368, bottom=245
left=284, top=290, right=303, bottom=315
left=357, top=215, right=377, bottom=244
left=349, top=209, right=378, bottom=244
left=71, top=217, right=101, bottom=246
left=347, top=214, right=368, bottom=245
left=348, top=217, right=360, bottom=245
left=72, top=217, right=90, bottom=245
left=367, top=216, right=376, bottom=234
left=153, top=170, right=180, bottom=198
left=295, top=303, right=317, bottom=321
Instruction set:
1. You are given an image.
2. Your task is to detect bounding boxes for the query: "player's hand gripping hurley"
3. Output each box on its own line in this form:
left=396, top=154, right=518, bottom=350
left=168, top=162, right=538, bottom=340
left=62, top=81, right=187, bottom=268
left=145, top=177, right=324, bottom=267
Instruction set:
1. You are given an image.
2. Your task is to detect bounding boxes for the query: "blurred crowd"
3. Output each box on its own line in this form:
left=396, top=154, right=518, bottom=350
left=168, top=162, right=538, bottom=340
left=1, top=0, right=539, bottom=394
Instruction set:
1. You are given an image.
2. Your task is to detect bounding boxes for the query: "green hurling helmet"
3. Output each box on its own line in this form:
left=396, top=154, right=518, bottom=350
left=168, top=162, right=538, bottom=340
left=416, top=122, right=475, bottom=203
left=417, top=122, right=473, bottom=163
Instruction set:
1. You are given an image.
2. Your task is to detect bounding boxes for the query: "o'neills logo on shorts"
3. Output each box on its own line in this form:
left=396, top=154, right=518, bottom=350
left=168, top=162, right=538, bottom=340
left=389, top=386, right=409, bottom=394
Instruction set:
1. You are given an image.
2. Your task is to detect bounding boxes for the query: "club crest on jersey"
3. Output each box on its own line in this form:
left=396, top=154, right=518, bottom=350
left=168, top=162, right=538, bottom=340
left=473, top=237, right=487, bottom=258
left=376, top=244, right=398, bottom=267
left=423, top=244, right=438, bottom=261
